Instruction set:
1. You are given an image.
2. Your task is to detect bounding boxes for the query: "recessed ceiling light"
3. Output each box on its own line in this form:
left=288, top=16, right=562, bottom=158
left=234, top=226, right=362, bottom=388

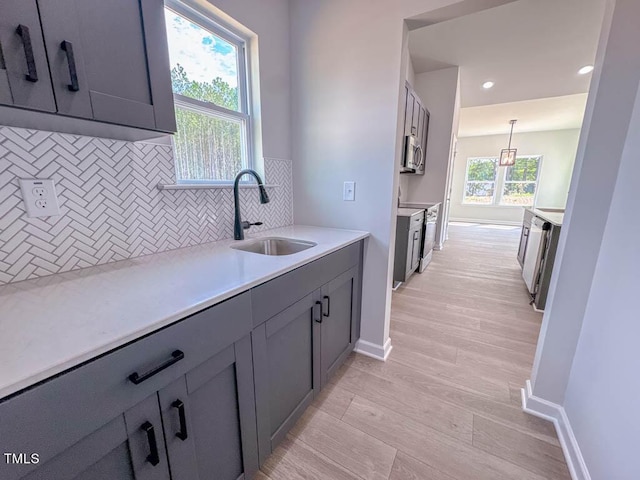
left=482, top=81, right=495, bottom=89
left=578, top=65, right=594, bottom=75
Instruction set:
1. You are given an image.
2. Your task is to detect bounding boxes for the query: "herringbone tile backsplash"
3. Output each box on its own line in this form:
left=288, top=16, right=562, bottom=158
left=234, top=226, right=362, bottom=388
left=0, top=126, right=293, bottom=285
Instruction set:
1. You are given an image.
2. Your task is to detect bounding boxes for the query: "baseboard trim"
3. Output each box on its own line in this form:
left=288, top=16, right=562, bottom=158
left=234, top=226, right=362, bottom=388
left=521, top=380, right=590, bottom=480
left=354, top=338, right=392, bottom=361
left=449, top=217, right=521, bottom=226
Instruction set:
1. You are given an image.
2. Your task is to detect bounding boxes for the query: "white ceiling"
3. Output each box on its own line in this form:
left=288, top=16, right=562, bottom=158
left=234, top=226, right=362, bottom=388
left=408, top=0, right=606, bottom=108
left=458, top=94, right=588, bottom=138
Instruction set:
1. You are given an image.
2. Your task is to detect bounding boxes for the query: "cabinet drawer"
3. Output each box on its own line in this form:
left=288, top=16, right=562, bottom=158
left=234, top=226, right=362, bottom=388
left=0, top=291, right=251, bottom=480
left=251, top=242, right=362, bottom=327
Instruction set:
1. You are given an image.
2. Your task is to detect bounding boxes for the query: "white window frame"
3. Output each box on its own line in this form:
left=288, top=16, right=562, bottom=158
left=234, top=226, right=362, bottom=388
left=462, top=155, right=543, bottom=207
left=499, top=155, right=542, bottom=206
left=462, top=157, right=498, bottom=205
left=165, top=0, right=254, bottom=184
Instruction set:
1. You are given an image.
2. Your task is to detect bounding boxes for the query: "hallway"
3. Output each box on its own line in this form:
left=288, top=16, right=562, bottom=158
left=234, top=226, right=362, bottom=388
left=258, top=223, right=571, bottom=480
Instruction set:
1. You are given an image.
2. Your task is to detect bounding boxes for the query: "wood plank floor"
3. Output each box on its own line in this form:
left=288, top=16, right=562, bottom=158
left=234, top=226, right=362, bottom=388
left=258, top=223, right=570, bottom=480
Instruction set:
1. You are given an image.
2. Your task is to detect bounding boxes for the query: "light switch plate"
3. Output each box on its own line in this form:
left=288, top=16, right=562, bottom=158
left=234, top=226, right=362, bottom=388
left=343, top=181, right=356, bottom=201
left=19, top=179, right=61, bottom=218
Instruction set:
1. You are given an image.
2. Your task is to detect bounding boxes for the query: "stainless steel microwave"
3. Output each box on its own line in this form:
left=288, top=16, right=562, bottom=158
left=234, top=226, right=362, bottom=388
left=402, top=134, right=423, bottom=173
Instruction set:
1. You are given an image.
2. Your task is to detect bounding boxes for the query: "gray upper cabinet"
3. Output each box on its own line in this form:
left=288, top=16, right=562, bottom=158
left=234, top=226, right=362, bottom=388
left=0, top=0, right=56, bottom=112
left=0, top=0, right=176, bottom=139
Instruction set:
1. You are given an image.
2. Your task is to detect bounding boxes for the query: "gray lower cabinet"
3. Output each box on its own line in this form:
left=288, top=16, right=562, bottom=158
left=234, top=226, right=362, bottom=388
left=159, top=336, right=259, bottom=480
left=320, top=266, right=359, bottom=385
left=394, top=212, right=424, bottom=283
left=21, top=394, right=171, bottom=480
left=0, top=243, right=364, bottom=479
left=251, top=245, right=363, bottom=465
left=252, top=293, right=322, bottom=464
left=0, top=291, right=256, bottom=480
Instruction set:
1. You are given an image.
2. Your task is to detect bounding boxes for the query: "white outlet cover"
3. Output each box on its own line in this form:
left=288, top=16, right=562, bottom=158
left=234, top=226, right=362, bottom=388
left=19, top=179, right=61, bottom=218
left=343, top=181, right=356, bottom=201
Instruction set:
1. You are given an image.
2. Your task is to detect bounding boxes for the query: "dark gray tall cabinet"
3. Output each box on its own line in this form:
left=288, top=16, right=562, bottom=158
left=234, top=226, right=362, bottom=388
left=0, top=0, right=176, bottom=138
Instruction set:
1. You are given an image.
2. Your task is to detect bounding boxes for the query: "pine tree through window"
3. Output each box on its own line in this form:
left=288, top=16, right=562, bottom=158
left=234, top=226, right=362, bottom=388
left=165, top=3, right=251, bottom=182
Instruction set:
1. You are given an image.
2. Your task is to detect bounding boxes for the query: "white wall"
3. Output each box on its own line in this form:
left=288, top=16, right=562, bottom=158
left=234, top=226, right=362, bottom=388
left=527, top=0, right=640, bottom=476
left=202, top=0, right=291, bottom=160
left=563, top=87, right=640, bottom=478
left=289, top=0, right=507, bottom=358
left=449, top=129, right=580, bottom=224
left=403, top=67, right=460, bottom=246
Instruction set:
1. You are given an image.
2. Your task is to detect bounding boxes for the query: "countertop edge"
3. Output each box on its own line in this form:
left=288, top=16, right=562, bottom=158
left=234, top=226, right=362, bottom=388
left=0, top=228, right=369, bottom=400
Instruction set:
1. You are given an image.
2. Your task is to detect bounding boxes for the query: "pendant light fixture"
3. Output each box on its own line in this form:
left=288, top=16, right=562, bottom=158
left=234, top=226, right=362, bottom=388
left=499, top=119, right=518, bottom=166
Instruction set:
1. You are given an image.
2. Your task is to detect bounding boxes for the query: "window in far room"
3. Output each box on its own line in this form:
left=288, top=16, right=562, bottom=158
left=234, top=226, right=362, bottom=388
left=164, top=1, right=252, bottom=182
left=463, top=157, right=498, bottom=204
left=463, top=155, right=542, bottom=206
left=500, top=156, right=541, bottom=206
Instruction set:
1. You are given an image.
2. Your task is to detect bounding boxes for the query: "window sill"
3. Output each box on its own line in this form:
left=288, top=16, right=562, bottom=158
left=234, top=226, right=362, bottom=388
left=157, top=183, right=279, bottom=191
left=461, top=203, right=530, bottom=208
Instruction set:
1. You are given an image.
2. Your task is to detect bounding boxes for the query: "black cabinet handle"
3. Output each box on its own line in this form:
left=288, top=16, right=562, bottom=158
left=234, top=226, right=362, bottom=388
left=314, top=301, right=323, bottom=323
left=172, top=399, right=188, bottom=441
left=128, top=350, right=184, bottom=385
left=322, top=295, right=330, bottom=317
left=60, top=41, right=79, bottom=92
left=141, top=421, right=160, bottom=466
left=16, top=25, right=38, bottom=82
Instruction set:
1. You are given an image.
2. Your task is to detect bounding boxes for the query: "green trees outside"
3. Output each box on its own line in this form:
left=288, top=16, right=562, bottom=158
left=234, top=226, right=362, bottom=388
left=171, top=64, right=244, bottom=181
left=465, top=158, right=497, bottom=203
left=464, top=156, right=540, bottom=205
left=502, top=157, right=540, bottom=205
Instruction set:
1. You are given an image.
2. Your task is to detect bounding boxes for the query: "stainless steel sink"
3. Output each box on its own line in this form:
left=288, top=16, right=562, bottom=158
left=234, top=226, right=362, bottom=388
left=231, top=237, right=317, bottom=256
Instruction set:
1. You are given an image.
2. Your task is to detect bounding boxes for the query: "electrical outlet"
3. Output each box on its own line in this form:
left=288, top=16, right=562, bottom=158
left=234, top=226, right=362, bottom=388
left=19, top=179, right=61, bottom=218
left=343, top=181, right=356, bottom=201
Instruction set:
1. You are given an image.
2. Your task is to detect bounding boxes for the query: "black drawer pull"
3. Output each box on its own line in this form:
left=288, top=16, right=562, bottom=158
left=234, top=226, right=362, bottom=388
left=322, top=295, right=331, bottom=317
left=172, top=399, right=188, bottom=441
left=129, top=350, right=184, bottom=385
left=314, top=301, right=323, bottom=323
left=141, top=421, right=160, bottom=466
left=16, top=25, right=38, bottom=82
left=60, top=40, right=79, bottom=92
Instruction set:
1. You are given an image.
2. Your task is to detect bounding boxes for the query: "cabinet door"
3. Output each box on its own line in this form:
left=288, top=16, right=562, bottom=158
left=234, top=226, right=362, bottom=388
left=405, top=89, right=416, bottom=136
left=0, top=0, right=55, bottom=111
left=37, top=0, right=92, bottom=118
left=38, top=0, right=175, bottom=131
left=21, top=395, right=170, bottom=480
left=403, top=83, right=411, bottom=136
left=159, top=336, right=259, bottom=480
left=320, top=266, right=359, bottom=386
left=411, top=96, right=421, bottom=136
left=252, top=293, right=321, bottom=465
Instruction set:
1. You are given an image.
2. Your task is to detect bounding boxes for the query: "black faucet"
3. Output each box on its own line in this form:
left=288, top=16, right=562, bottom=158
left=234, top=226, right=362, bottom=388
left=233, top=169, right=270, bottom=240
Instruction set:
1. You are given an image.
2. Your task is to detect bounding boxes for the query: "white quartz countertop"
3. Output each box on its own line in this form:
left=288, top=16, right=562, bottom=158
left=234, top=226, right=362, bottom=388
left=399, top=202, right=441, bottom=210
left=397, top=207, right=425, bottom=217
left=0, top=225, right=369, bottom=400
left=528, top=208, right=564, bottom=226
